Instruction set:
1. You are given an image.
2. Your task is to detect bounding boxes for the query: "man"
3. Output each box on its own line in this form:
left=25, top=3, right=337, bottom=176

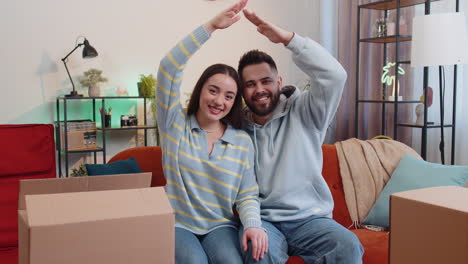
left=238, top=9, right=364, bottom=264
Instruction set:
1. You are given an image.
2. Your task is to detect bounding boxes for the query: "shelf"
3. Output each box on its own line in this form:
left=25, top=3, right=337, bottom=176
left=360, top=35, right=412, bottom=43
left=61, top=147, right=104, bottom=153
left=97, top=125, right=158, bottom=131
left=359, top=0, right=439, bottom=10
left=397, top=123, right=453, bottom=128
left=56, top=95, right=155, bottom=177
left=358, top=99, right=420, bottom=104
left=355, top=0, right=457, bottom=163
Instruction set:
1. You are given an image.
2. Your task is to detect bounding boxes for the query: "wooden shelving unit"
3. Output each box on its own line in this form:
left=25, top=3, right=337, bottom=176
left=354, top=0, right=457, bottom=162
left=55, top=96, right=157, bottom=177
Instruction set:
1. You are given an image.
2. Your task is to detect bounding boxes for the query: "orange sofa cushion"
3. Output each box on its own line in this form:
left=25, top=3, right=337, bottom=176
left=351, top=229, right=389, bottom=264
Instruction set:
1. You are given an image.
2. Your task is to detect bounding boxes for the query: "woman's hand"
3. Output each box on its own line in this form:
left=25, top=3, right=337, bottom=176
left=242, top=227, right=268, bottom=261
left=204, top=0, right=248, bottom=34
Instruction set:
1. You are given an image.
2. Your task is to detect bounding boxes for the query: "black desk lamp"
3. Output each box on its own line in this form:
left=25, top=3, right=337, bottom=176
left=61, top=38, right=98, bottom=97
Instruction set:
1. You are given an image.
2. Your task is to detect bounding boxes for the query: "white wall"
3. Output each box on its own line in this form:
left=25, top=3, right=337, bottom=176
left=0, top=0, right=321, bottom=168
left=1, top=0, right=320, bottom=123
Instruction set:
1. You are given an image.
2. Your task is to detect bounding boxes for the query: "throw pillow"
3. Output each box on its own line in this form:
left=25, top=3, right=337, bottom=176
left=363, top=154, right=468, bottom=227
left=85, top=157, right=142, bottom=176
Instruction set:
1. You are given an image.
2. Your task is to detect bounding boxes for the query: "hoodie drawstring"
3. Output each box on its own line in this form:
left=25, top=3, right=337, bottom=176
left=268, top=123, right=274, bottom=152
left=253, top=126, right=259, bottom=177
left=252, top=123, right=274, bottom=177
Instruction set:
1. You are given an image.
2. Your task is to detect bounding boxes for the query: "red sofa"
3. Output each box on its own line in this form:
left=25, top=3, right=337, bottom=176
left=109, top=145, right=389, bottom=264
left=0, top=124, right=56, bottom=264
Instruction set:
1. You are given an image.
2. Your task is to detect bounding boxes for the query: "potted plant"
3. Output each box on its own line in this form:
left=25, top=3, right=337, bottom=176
left=70, top=163, right=88, bottom=177
left=137, top=74, right=156, bottom=98
left=137, top=74, right=157, bottom=115
left=80, top=68, right=108, bottom=97
left=137, top=74, right=159, bottom=144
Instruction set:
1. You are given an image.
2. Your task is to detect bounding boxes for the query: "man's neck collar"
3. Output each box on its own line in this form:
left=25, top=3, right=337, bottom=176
left=253, top=113, right=272, bottom=126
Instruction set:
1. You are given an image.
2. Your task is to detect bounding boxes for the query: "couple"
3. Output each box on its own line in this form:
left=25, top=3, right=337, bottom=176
left=156, top=0, right=363, bottom=263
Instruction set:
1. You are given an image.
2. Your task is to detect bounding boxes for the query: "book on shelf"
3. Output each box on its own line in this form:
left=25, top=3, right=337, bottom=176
left=57, top=120, right=97, bottom=151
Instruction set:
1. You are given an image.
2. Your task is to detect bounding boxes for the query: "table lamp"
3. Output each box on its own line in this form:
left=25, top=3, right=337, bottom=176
left=61, top=38, right=99, bottom=97
left=411, top=12, right=468, bottom=164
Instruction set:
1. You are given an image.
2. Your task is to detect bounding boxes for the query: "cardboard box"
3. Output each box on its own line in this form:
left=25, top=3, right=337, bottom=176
left=18, top=173, right=174, bottom=264
left=390, top=186, right=468, bottom=264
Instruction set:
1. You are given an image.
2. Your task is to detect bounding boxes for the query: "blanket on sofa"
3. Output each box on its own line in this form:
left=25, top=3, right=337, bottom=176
left=335, top=138, right=421, bottom=225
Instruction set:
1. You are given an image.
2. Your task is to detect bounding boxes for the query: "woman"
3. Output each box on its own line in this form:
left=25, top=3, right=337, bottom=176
left=155, top=0, right=267, bottom=263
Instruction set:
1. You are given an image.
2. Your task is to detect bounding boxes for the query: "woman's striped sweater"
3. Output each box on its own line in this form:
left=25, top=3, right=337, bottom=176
left=155, top=25, right=262, bottom=234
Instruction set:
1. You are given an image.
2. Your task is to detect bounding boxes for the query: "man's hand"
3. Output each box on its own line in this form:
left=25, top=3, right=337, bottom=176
left=243, top=9, right=294, bottom=46
left=204, top=0, right=248, bottom=34
left=242, top=227, right=268, bottom=262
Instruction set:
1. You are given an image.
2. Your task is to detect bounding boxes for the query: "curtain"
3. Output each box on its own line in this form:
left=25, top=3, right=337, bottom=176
left=334, top=0, right=414, bottom=147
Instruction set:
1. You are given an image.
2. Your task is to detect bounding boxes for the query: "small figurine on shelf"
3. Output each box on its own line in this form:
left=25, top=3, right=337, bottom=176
left=415, top=87, right=433, bottom=125
left=116, top=86, right=129, bottom=96
left=375, top=18, right=387, bottom=38
left=381, top=62, right=405, bottom=101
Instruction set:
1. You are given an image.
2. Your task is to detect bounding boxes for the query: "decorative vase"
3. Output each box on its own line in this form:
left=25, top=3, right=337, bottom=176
left=415, top=104, right=424, bottom=125
left=88, top=84, right=101, bottom=97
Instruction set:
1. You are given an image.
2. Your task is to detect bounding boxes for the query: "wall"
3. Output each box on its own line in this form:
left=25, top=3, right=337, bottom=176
left=0, top=0, right=321, bottom=169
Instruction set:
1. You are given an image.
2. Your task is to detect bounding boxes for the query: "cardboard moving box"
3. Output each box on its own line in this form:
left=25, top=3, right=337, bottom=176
left=390, top=186, right=468, bottom=264
left=18, top=173, right=174, bottom=264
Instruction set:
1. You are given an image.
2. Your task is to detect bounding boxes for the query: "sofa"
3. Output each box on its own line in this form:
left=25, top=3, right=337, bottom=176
left=109, top=144, right=389, bottom=264
left=0, top=124, right=56, bottom=264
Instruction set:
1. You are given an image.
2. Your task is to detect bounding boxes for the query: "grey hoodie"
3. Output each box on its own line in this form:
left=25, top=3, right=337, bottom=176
left=244, top=33, right=347, bottom=222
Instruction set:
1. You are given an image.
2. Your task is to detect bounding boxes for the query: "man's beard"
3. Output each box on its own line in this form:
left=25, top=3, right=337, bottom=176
left=245, top=92, right=280, bottom=117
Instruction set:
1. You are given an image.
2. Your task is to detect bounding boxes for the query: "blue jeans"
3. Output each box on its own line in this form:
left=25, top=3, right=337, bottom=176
left=175, top=226, right=243, bottom=264
left=240, top=215, right=364, bottom=264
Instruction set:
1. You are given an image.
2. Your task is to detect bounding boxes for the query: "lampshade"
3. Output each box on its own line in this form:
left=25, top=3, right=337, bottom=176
left=411, top=12, right=468, bottom=67
left=82, top=39, right=98, bottom=58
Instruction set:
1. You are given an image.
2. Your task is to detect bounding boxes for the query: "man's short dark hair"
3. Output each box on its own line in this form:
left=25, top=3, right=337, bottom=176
left=238, top=50, right=277, bottom=81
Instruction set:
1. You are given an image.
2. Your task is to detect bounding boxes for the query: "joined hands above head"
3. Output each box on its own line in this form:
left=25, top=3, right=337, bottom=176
left=203, top=0, right=294, bottom=47
left=203, top=0, right=248, bottom=34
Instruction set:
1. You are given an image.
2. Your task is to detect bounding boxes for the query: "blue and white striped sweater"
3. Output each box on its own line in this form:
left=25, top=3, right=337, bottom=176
left=156, top=25, right=262, bottom=234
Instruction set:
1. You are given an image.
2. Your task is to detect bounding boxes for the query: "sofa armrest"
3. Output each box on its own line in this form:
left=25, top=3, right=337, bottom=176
left=108, top=146, right=166, bottom=187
